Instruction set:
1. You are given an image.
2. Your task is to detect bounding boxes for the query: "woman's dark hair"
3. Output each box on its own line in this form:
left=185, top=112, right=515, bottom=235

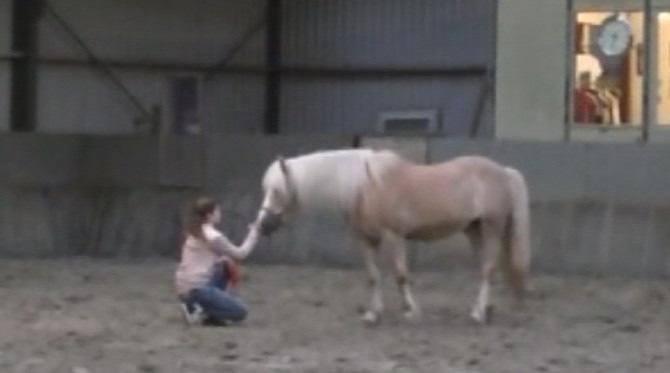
left=185, top=197, right=218, bottom=239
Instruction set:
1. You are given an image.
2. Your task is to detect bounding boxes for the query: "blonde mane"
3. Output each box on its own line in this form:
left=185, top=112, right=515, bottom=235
left=263, top=148, right=391, bottom=213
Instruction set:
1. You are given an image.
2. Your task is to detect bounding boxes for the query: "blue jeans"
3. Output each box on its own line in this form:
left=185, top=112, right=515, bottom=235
left=183, top=263, right=248, bottom=323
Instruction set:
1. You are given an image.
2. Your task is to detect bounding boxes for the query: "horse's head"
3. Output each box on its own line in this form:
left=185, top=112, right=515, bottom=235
left=256, top=155, right=298, bottom=236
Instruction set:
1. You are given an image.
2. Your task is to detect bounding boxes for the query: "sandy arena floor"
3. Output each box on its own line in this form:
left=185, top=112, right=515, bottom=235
left=0, top=258, right=668, bottom=373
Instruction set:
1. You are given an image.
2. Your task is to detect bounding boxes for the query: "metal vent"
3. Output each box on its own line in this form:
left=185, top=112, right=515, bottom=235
left=377, top=110, right=439, bottom=134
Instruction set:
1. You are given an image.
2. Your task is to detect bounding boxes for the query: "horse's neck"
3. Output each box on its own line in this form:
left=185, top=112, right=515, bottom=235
left=291, top=150, right=371, bottom=211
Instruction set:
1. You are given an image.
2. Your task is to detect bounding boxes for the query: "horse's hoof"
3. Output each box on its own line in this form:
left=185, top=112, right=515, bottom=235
left=362, top=311, right=380, bottom=326
left=484, top=305, right=494, bottom=324
left=470, top=306, right=494, bottom=325
left=470, top=311, right=484, bottom=324
left=403, top=309, right=422, bottom=323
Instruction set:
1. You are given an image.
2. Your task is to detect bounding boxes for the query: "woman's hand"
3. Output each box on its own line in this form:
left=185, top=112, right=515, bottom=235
left=247, top=221, right=260, bottom=234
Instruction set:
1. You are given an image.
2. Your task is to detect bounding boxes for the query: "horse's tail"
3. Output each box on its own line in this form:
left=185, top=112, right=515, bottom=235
left=502, top=167, right=531, bottom=300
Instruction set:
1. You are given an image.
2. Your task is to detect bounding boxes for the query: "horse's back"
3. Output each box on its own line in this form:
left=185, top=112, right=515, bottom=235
left=369, top=154, right=518, bottom=232
left=433, top=155, right=506, bottom=174
left=294, top=148, right=374, bottom=165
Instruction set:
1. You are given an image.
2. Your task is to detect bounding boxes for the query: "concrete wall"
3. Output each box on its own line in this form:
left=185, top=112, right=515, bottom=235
left=495, top=0, right=568, bottom=141
left=1, top=134, right=669, bottom=277
left=0, top=134, right=356, bottom=263
left=426, top=138, right=670, bottom=277
left=0, top=135, right=82, bottom=186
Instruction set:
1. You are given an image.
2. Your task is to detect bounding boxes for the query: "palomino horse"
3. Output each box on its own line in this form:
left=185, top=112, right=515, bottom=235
left=255, top=149, right=530, bottom=325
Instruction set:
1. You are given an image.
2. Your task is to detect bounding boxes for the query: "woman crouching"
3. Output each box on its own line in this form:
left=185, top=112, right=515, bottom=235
left=175, top=197, right=260, bottom=326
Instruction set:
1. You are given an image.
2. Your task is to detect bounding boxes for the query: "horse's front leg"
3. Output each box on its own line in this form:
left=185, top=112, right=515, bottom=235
left=386, top=233, right=421, bottom=322
left=360, top=239, right=384, bottom=326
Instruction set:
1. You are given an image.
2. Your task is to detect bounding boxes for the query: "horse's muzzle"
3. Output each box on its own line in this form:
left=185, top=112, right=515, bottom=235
left=258, top=210, right=283, bottom=236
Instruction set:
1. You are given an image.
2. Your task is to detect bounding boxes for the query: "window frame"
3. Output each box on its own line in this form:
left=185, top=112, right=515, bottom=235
left=566, top=0, right=653, bottom=143
left=649, top=3, right=670, bottom=127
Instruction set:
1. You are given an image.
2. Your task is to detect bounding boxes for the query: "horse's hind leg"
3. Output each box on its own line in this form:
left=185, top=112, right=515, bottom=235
left=465, top=220, right=482, bottom=262
left=386, top=233, right=421, bottom=322
left=470, top=221, right=502, bottom=324
left=360, top=239, right=384, bottom=325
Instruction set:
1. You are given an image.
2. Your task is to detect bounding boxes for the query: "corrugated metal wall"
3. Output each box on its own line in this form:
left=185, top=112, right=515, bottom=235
left=0, top=0, right=11, bottom=132
left=203, top=74, right=265, bottom=134
left=280, top=0, right=496, bottom=136
left=0, top=0, right=496, bottom=136
left=33, top=0, right=266, bottom=134
left=282, top=0, right=493, bottom=67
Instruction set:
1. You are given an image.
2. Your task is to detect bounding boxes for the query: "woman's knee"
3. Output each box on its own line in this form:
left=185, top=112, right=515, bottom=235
left=191, top=287, right=248, bottom=322
left=228, top=302, right=248, bottom=322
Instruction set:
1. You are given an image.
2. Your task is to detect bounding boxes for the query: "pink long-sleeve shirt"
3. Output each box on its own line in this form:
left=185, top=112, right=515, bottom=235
left=175, top=224, right=259, bottom=297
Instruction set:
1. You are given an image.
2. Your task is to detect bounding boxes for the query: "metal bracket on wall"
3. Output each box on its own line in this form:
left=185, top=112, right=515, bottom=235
left=204, top=15, right=267, bottom=80
left=43, top=1, right=157, bottom=130
left=470, top=68, right=494, bottom=138
left=10, top=0, right=41, bottom=132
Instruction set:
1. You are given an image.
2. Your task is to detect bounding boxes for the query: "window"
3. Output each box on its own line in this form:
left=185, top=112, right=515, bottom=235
left=571, top=10, right=644, bottom=127
left=165, top=75, right=202, bottom=135
left=656, top=11, right=670, bottom=124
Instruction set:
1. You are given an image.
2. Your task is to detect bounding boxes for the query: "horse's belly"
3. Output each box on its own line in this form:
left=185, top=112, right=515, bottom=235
left=404, top=221, right=465, bottom=241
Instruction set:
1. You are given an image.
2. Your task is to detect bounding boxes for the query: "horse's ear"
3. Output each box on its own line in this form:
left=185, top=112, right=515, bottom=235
left=277, top=155, right=289, bottom=175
